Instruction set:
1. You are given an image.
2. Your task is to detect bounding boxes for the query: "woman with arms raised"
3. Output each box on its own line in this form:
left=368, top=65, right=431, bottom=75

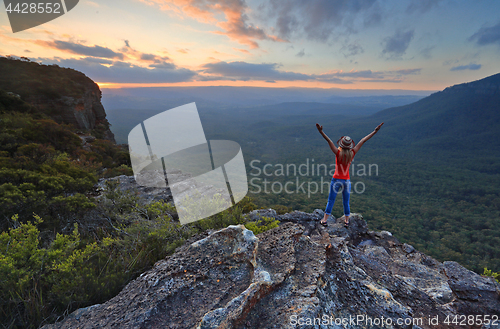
left=316, top=122, right=384, bottom=226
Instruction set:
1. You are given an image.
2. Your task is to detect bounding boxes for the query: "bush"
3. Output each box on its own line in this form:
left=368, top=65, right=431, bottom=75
left=483, top=267, right=500, bottom=283
left=0, top=178, right=271, bottom=328
left=0, top=214, right=83, bottom=327
left=0, top=208, right=190, bottom=328
left=244, top=216, right=280, bottom=235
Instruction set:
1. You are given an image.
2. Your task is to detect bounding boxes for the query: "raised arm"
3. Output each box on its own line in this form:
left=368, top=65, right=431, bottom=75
left=316, top=123, right=338, bottom=155
left=352, top=122, right=384, bottom=154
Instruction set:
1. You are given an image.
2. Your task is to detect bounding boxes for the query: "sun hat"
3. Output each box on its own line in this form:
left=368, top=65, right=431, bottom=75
left=337, top=136, right=354, bottom=149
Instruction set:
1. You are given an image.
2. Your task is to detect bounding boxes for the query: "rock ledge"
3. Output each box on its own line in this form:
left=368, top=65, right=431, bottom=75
left=43, top=212, right=500, bottom=329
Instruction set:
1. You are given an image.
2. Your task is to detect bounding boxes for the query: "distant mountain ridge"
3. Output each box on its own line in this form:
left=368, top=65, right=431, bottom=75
left=441, top=72, right=500, bottom=96
left=101, top=86, right=431, bottom=110
left=354, top=72, right=500, bottom=156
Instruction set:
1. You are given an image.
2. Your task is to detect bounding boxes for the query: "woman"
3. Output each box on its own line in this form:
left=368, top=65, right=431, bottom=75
left=316, top=122, right=384, bottom=226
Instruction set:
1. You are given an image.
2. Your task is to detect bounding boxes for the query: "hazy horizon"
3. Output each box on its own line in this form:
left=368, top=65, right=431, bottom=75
left=100, top=84, right=435, bottom=110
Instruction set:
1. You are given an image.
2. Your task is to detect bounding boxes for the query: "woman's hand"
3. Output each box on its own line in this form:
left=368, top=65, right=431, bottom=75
left=316, top=123, right=337, bottom=154
left=353, top=122, right=384, bottom=153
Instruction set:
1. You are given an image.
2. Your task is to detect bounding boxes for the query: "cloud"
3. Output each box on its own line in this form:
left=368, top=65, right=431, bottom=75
left=201, top=61, right=311, bottom=81
left=138, top=0, right=284, bottom=48
left=442, top=59, right=459, bottom=66
left=341, top=42, right=364, bottom=57
left=317, top=78, right=354, bottom=84
left=315, top=68, right=421, bottom=83
left=30, top=55, right=421, bottom=85
left=120, top=40, right=173, bottom=65
left=148, top=61, right=177, bottom=69
left=197, top=75, right=235, bottom=81
left=35, top=40, right=124, bottom=59
left=295, top=49, right=305, bottom=57
left=469, top=21, right=500, bottom=47
left=200, top=61, right=420, bottom=84
left=330, top=70, right=381, bottom=78
left=314, top=70, right=390, bottom=83
left=419, top=45, right=435, bottom=59
left=266, top=0, right=379, bottom=42
left=38, top=57, right=197, bottom=83
left=233, top=48, right=250, bottom=54
left=139, top=53, right=157, bottom=61
left=382, top=30, right=414, bottom=58
left=390, top=68, right=422, bottom=75
left=450, top=63, right=481, bottom=71
left=363, top=10, right=382, bottom=27
left=33, top=39, right=174, bottom=66
left=76, top=56, right=113, bottom=65
left=406, top=0, right=442, bottom=14
left=86, top=1, right=99, bottom=7
left=355, top=78, right=404, bottom=83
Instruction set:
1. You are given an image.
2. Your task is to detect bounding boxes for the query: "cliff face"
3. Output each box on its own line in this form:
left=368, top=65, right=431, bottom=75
left=43, top=211, right=500, bottom=329
left=0, top=57, right=115, bottom=142
left=26, top=81, right=115, bottom=142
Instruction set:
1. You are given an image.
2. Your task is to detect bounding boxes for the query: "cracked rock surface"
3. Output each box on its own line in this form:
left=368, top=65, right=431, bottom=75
left=43, top=212, right=500, bottom=329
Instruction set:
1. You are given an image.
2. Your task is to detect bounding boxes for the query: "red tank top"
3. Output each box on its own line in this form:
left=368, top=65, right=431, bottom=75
left=333, top=150, right=355, bottom=179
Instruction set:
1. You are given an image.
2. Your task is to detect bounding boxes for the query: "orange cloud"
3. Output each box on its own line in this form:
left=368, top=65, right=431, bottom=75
left=233, top=48, right=250, bottom=54
left=137, top=0, right=286, bottom=48
left=120, top=40, right=172, bottom=64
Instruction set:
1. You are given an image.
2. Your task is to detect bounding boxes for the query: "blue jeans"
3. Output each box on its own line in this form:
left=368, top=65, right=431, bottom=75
left=324, top=178, right=351, bottom=216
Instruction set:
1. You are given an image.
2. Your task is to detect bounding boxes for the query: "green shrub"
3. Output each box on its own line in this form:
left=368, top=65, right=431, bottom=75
left=0, top=176, right=269, bottom=329
left=0, top=208, right=191, bottom=328
left=0, top=214, right=83, bottom=327
left=101, top=164, right=133, bottom=178
left=244, top=216, right=280, bottom=235
left=483, top=267, right=500, bottom=283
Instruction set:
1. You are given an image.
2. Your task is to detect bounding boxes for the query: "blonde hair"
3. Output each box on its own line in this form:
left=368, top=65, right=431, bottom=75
left=338, top=147, right=354, bottom=165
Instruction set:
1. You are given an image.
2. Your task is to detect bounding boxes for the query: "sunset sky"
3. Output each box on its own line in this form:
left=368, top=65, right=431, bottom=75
left=1, top=0, right=499, bottom=90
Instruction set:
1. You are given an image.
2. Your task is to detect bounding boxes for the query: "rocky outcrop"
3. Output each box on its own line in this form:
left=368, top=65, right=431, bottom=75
left=26, top=82, right=115, bottom=142
left=0, top=56, right=116, bottom=142
left=95, top=170, right=228, bottom=204
left=76, top=133, right=96, bottom=151
left=43, top=211, right=500, bottom=329
left=96, top=172, right=173, bottom=203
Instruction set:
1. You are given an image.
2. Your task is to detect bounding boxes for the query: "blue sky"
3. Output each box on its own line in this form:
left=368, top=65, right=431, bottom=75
left=1, top=0, right=499, bottom=90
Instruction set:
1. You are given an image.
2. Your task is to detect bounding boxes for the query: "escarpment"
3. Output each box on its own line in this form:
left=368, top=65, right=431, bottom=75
left=25, top=81, right=115, bottom=141
left=0, top=56, right=115, bottom=142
